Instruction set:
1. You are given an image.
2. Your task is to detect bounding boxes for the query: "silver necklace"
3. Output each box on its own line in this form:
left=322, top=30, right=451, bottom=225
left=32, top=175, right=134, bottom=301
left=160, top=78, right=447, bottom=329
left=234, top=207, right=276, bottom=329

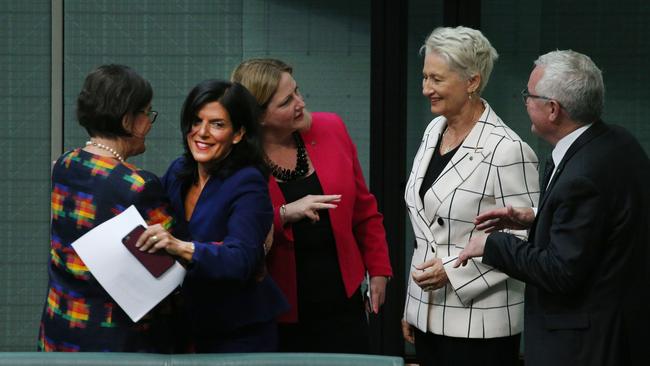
left=440, top=128, right=459, bottom=155
left=85, top=141, right=124, bottom=162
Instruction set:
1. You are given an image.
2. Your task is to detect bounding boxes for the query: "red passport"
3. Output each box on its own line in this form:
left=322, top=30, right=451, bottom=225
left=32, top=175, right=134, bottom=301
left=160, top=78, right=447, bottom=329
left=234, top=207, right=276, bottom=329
left=122, top=225, right=174, bottom=278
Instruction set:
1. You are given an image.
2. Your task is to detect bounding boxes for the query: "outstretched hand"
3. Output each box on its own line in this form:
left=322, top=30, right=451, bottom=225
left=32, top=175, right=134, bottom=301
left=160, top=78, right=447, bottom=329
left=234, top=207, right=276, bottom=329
left=453, top=235, right=487, bottom=268
left=474, top=205, right=535, bottom=233
left=283, top=194, right=341, bottom=224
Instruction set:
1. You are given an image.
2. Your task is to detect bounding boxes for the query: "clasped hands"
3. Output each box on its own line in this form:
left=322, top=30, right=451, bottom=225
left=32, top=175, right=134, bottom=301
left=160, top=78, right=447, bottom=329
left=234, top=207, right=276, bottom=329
left=402, top=259, right=449, bottom=345
left=412, top=258, right=449, bottom=292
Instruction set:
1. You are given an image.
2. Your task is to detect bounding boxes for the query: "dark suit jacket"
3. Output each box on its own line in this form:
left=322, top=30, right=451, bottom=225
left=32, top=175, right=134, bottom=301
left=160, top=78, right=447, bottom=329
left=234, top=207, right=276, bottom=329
left=484, top=121, right=649, bottom=366
left=162, top=158, right=289, bottom=339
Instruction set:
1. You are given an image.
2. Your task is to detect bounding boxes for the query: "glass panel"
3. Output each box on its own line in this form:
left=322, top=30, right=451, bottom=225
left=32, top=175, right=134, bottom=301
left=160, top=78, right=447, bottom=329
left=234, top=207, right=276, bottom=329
left=482, top=0, right=650, bottom=157
left=63, top=0, right=244, bottom=175
left=0, top=0, right=51, bottom=351
left=63, top=0, right=371, bottom=177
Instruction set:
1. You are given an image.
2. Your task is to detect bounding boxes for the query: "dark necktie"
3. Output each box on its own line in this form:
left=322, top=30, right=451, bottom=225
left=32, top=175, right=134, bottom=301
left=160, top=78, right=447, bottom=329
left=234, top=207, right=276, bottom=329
left=539, top=155, right=555, bottom=199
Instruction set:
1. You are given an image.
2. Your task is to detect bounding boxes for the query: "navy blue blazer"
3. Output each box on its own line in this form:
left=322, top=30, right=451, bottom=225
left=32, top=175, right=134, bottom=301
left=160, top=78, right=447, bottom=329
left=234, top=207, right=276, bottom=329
left=162, top=157, right=289, bottom=336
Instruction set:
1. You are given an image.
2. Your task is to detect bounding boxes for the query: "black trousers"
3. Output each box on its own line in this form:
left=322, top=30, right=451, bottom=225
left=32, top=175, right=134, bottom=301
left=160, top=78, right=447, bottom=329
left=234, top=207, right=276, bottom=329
left=193, top=320, right=278, bottom=353
left=414, top=329, right=521, bottom=366
left=278, top=290, right=368, bottom=353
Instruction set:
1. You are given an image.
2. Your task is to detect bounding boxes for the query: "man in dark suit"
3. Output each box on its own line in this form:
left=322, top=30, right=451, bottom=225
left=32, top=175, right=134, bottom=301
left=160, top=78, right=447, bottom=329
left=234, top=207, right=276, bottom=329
left=454, top=50, right=649, bottom=366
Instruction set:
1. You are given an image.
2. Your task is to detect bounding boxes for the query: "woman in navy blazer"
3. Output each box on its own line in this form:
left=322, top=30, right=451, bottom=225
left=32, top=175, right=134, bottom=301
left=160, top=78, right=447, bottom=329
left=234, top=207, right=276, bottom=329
left=136, top=80, right=288, bottom=352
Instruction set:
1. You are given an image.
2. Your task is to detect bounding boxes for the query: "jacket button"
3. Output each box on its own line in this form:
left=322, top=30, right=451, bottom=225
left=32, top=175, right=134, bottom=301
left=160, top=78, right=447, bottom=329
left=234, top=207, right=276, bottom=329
left=437, top=217, right=444, bottom=226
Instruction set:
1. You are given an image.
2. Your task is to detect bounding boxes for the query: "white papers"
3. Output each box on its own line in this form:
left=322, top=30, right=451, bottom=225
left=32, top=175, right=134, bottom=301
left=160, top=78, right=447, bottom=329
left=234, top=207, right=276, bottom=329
left=72, top=205, right=186, bottom=322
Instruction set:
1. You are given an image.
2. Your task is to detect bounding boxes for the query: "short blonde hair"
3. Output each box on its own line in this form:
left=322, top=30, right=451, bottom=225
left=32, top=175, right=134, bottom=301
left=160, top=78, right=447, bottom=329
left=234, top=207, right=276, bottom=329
left=231, top=58, right=293, bottom=109
left=421, top=26, right=498, bottom=94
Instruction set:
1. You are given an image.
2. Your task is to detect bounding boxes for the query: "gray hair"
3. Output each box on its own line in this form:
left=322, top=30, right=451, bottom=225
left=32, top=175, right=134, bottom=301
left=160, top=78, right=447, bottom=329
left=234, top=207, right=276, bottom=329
left=534, top=50, right=604, bottom=124
left=420, top=26, right=498, bottom=94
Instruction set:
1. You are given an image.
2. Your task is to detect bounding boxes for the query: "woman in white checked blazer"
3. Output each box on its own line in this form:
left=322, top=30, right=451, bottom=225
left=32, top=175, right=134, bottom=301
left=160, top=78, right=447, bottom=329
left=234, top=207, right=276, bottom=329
left=402, top=26, right=539, bottom=366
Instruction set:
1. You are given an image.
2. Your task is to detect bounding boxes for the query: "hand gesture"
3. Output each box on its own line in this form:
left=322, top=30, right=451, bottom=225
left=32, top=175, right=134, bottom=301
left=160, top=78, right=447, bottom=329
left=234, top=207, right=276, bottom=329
left=411, top=258, right=449, bottom=292
left=474, top=205, right=535, bottom=233
left=453, top=235, right=487, bottom=268
left=283, top=194, right=341, bottom=224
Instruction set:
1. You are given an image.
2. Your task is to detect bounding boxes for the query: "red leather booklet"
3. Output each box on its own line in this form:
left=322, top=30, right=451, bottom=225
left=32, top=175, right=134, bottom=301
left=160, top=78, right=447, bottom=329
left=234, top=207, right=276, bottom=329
left=122, top=225, right=174, bottom=278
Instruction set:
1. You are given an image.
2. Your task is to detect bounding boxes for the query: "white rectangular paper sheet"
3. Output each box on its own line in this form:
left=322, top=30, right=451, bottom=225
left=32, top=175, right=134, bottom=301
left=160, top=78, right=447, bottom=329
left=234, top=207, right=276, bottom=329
left=72, top=205, right=186, bottom=322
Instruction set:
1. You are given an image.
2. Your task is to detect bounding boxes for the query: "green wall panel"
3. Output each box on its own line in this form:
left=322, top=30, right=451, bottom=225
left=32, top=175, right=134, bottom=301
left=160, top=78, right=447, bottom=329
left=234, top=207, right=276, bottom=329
left=0, top=0, right=52, bottom=351
left=63, top=0, right=245, bottom=176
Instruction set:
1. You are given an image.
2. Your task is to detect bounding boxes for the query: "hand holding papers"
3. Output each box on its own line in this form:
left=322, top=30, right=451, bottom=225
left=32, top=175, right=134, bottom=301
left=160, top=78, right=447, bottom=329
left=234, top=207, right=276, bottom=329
left=72, top=205, right=186, bottom=322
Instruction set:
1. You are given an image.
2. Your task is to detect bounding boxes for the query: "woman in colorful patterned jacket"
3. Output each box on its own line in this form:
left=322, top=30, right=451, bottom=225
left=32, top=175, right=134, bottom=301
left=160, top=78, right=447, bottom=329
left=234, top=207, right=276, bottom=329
left=38, top=64, right=173, bottom=352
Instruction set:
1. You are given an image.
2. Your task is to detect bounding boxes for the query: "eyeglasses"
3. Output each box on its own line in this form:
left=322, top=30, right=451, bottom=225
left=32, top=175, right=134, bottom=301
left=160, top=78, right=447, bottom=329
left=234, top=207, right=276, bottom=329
left=521, top=88, right=552, bottom=104
left=140, top=110, right=158, bottom=124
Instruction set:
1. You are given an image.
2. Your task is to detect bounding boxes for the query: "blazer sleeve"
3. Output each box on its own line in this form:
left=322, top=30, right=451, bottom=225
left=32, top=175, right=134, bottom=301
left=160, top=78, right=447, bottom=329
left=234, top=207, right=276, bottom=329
left=483, top=175, right=604, bottom=294
left=188, top=169, right=273, bottom=283
left=271, top=192, right=293, bottom=244
left=443, top=139, right=539, bottom=304
left=133, top=171, right=175, bottom=231
left=339, top=119, right=393, bottom=277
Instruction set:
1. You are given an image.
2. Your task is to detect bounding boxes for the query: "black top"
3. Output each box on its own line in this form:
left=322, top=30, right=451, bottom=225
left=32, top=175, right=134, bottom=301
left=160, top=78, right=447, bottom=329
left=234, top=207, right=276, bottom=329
left=419, top=137, right=460, bottom=202
left=278, top=172, right=346, bottom=304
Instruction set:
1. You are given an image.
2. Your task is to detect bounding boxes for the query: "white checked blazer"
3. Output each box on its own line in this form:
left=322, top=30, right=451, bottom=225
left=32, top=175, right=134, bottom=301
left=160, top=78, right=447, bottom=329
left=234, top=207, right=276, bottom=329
left=404, top=100, right=539, bottom=338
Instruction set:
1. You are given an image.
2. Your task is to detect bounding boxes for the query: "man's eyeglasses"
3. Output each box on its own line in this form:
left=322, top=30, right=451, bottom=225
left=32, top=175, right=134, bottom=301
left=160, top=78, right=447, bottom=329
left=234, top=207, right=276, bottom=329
left=521, top=88, right=552, bottom=104
left=140, top=110, right=158, bottom=124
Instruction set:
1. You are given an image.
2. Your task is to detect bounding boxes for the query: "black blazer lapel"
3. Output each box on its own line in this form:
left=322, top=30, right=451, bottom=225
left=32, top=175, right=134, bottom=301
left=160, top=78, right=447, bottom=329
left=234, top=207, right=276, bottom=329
left=529, top=122, right=609, bottom=241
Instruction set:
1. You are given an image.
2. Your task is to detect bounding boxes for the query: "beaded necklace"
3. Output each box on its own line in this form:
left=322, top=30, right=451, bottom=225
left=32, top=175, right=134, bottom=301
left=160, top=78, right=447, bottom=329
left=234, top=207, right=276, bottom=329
left=266, top=132, right=309, bottom=181
left=85, top=141, right=125, bottom=162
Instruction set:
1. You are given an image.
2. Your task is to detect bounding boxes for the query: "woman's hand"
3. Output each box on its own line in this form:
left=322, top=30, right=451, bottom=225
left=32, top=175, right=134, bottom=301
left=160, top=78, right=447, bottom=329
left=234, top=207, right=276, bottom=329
left=263, top=225, right=273, bottom=254
left=282, top=194, right=341, bottom=224
left=365, top=276, right=389, bottom=314
left=412, top=258, right=449, bottom=291
left=135, top=224, right=194, bottom=262
left=401, top=319, right=415, bottom=344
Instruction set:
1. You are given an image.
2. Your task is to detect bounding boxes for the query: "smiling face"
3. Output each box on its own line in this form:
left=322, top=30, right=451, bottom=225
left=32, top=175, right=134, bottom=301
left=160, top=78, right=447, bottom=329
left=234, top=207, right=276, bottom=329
left=186, top=101, right=244, bottom=174
left=261, top=72, right=310, bottom=133
left=421, top=52, right=474, bottom=118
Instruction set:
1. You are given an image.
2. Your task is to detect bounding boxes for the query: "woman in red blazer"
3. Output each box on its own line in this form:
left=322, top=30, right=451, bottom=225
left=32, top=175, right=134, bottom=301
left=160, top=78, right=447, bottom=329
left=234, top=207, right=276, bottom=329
left=232, top=58, right=392, bottom=353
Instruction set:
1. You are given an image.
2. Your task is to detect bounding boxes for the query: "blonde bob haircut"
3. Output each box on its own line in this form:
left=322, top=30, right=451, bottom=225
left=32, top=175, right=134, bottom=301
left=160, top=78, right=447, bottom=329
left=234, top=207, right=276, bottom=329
left=420, top=26, right=498, bottom=94
left=231, top=58, right=293, bottom=109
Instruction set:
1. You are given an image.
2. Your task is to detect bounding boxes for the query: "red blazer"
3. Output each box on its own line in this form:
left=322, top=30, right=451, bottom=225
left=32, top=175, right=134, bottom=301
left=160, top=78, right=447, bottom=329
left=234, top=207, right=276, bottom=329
left=267, top=112, right=393, bottom=323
